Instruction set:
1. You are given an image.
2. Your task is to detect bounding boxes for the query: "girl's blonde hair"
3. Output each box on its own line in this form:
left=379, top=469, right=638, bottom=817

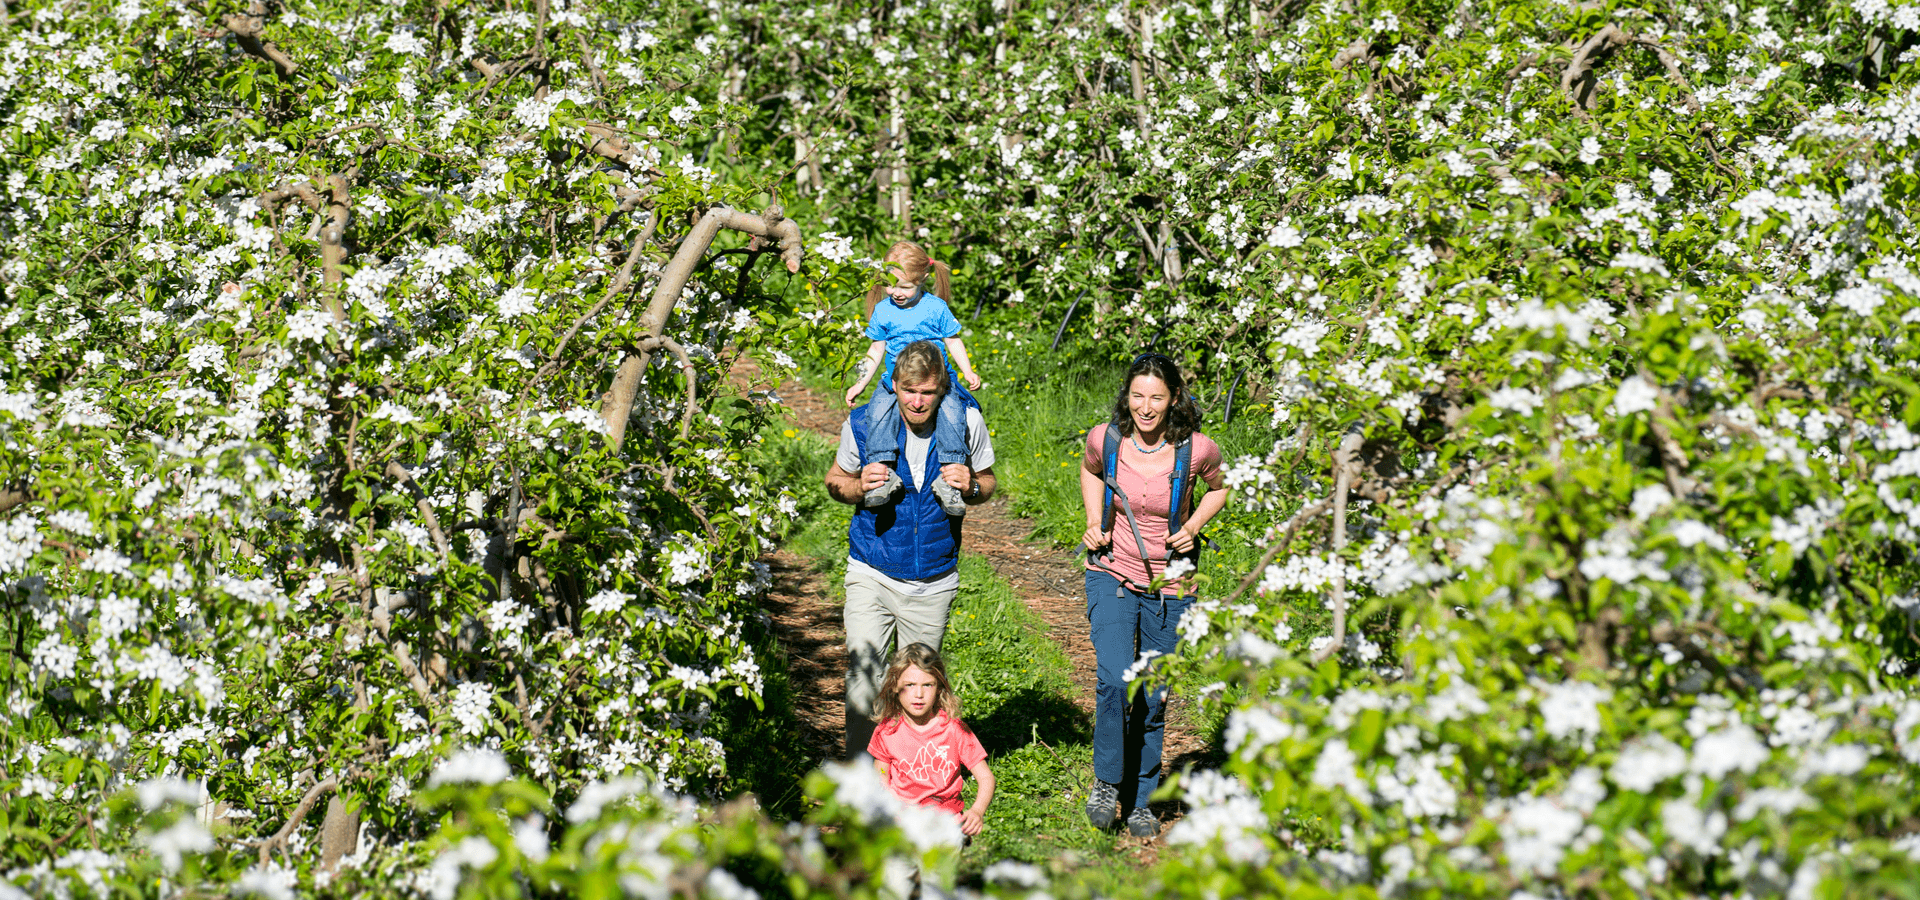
left=864, top=240, right=953, bottom=319
left=875, top=642, right=962, bottom=724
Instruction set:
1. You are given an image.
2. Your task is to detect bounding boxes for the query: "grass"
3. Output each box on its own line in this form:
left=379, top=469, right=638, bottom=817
left=939, top=554, right=1145, bottom=889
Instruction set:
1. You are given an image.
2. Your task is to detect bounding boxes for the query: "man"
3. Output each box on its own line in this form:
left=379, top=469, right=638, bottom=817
left=824, top=340, right=997, bottom=757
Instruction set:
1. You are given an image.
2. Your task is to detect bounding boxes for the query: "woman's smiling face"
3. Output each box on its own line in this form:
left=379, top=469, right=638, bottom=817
left=1128, top=374, right=1171, bottom=439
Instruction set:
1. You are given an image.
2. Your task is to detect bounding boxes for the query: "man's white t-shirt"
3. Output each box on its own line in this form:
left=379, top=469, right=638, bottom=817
left=836, top=405, right=995, bottom=594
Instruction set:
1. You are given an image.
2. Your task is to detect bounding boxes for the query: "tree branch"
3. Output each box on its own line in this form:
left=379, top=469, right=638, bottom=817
left=541, top=212, right=658, bottom=380
left=1562, top=25, right=1631, bottom=112
left=0, top=479, right=31, bottom=514
left=1225, top=495, right=1335, bottom=606
left=222, top=0, right=299, bottom=81
left=385, top=462, right=450, bottom=559
left=639, top=334, right=699, bottom=442
left=1312, top=433, right=1365, bottom=666
left=1632, top=37, right=1701, bottom=114
left=256, top=777, right=337, bottom=865
left=599, top=206, right=803, bottom=447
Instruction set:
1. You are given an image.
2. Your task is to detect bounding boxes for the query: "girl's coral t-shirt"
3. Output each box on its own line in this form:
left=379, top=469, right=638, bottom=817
left=867, top=712, right=986, bottom=815
left=1082, top=427, right=1222, bottom=595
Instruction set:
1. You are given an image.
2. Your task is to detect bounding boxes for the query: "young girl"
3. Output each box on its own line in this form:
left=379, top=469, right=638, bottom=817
left=867, top=642, right=995, bottom=837
left=843, top=241, right=984, bottom=516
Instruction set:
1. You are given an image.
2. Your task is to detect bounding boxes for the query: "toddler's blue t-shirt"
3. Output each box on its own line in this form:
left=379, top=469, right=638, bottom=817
left=866, top=291, right=962, bottom=390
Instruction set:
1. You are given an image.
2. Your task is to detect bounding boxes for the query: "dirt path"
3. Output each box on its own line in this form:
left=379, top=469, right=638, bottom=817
left=740, top=360, right=1206, bottom=784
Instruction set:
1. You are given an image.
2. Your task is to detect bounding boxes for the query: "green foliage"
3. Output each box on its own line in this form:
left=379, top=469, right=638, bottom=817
left=10, top=0, right=1920, bottom=894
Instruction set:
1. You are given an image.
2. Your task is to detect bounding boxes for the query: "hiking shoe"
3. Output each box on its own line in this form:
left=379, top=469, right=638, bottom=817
left=931, top=477, right=968, bottom=517
left=862, top=469, right=902, bottom=507
left=1125, top=806, right=1161, bottom=839
left=1085, top=779, right=1119, bottom=829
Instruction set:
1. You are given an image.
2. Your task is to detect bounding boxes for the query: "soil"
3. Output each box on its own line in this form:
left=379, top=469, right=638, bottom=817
left=736, top=358, right=1205, bottom=856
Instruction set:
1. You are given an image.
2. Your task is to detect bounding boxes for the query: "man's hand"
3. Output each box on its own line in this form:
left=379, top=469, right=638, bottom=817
left=939, top=463, right=970, bottom=492
left=860, top=462, right=894, bottom=494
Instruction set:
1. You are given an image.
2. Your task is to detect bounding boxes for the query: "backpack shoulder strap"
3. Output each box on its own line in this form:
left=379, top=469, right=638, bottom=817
left=1099, top=423, right=1122, bottom=533
left=1166, top=438, right=1194, bottom=538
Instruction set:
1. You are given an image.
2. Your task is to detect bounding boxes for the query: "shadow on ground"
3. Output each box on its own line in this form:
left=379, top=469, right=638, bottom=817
left=970, top=686, right=1092, bottom=755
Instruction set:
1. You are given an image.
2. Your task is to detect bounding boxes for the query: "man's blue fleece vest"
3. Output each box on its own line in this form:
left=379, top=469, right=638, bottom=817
left=848, top=401, right=961, bottom=581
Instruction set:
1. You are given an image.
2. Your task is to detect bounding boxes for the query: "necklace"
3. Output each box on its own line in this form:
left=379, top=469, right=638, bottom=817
left=1130, top=434, right=1167, bottom=454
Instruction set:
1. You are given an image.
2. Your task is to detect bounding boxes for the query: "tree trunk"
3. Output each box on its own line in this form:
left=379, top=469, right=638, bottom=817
left=887, top=86, right=911, bottom=229
left=319, top=795, right=358, bottom=871
left=794, top=132, right=819, bottom=198
left=1130, top=8, right=1182, bottom=284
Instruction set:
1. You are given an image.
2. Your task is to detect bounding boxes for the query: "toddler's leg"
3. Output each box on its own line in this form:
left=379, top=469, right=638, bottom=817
left=866, top=387, right=900, bottom=465
left=928, top=391, right=971, bottom=516
left=933, top=389, right=970, bottom=467
left=861, top=387, right=904, bottom=507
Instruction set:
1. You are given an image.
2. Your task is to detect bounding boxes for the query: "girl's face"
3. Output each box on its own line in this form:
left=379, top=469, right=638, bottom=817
left=883, top=264, right=920, bottom=303
left=896, top=664, right=940, bottom=722
left=1128, top=374, right=1172, bottom=439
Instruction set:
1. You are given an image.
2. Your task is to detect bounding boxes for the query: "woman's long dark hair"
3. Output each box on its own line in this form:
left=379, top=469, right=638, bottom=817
left=1108, top=353, right=1202, bottom=445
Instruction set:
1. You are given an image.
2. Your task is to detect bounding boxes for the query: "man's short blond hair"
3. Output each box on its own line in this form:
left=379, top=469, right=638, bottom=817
left=893, top=340, right=949, bottom=392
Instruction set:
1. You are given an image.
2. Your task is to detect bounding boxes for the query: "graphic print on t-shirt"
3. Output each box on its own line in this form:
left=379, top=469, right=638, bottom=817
left=895, top=739, right=956, bottom=787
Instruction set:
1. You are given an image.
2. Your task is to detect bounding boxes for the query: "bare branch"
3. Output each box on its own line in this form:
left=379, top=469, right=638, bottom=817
left=222, top=0, right=299, bottom=80
left=1313, top=433, right=1366, bottom=666
left=599, top=206, right=804, bottom=447
left=316, top=174, right=352, bottom=290
left=1562, top=25, right=1631, bottom=112
left=1330, top=39, right=1372, bottom=71
left=352, top=543, right=436, bottom=705
left=258, top=182, right=324, bottom=217
left=256, top=777, right=337, bottom=865
left=1633, top=37, right=1701, bottom=114
left=0, top=479, right=31, bottom=514
left=1224, top=495, right=1335, bottom=606
left=572, top=27, right=611, bottom=96
left=542, top=212, right=658, bottom=380
left=532, top=0, right=549, bottom=61
left=385, top=462, right=451, bottom=559
left=641, top=334, right=700, bottom=441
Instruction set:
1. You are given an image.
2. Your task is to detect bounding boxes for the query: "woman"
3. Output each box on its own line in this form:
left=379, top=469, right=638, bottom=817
left=1079, top=352, right=1230, bottom=838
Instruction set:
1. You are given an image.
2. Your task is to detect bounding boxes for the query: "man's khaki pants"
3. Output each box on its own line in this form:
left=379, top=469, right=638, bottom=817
left=843, top=564, right=955, bottom=758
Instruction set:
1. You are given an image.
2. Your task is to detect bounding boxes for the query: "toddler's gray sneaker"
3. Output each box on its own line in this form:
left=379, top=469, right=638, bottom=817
left=931, top=478, right=968, bottom=516
left=1125, top=806, right=1160, bottom=838
left=862, top=469, right=903, bottom=507
left=1085, top=779, right=1119, bottom=829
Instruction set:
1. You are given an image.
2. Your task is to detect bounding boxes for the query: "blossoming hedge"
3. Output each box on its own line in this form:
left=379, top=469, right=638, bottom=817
left=735, top=0, right=1920, bottom=894
left=9, top=0, right=1920, bottom=896
left=0, top=0, right=842, bottom=892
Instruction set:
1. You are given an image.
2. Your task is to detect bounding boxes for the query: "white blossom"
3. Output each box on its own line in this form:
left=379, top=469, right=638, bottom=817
left=428, top=748, right=511, bottom=787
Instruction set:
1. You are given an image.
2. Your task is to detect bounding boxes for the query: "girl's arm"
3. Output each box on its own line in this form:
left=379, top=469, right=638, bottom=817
left=943, top=336, right=982, bottom=391
left=844, top=340, right=887, bottom=406
left=1167, top=459, right=1232, bottom=554
left=960, top=761, right=994, bottom=837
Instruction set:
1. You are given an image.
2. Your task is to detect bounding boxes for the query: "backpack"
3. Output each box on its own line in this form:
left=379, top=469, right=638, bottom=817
left=1093, top=424, right=1199, bottom=592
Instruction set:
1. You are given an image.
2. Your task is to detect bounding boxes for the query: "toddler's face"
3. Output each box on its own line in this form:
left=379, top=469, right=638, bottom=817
left=884, top=266, right=919, bottom=303
left=897, top=664, right=938, bottom=721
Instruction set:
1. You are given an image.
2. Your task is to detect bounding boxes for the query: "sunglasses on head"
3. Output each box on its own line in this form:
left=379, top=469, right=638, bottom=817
left=1131, top=352, right=1174, bottom=367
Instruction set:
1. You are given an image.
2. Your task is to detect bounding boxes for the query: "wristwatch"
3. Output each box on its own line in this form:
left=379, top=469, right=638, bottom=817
left=967, top=476, right=980, bottom=500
